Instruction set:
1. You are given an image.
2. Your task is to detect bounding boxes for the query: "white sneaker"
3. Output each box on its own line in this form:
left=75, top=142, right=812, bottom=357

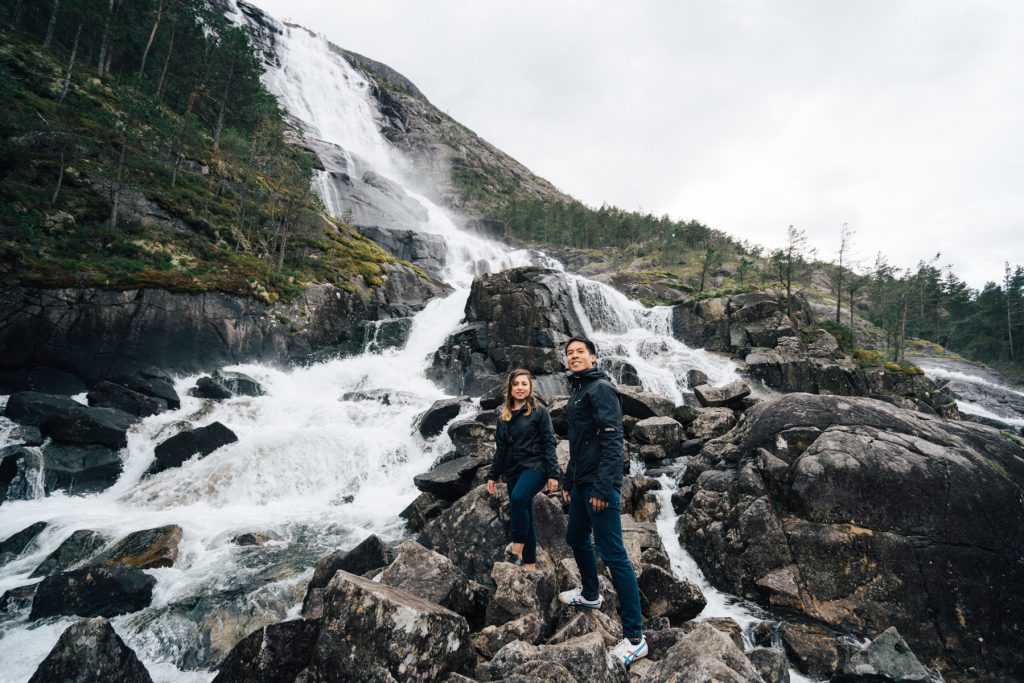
left=557, top=587, right=603, bottom=609
left=610, top=636, right=648, bottom=667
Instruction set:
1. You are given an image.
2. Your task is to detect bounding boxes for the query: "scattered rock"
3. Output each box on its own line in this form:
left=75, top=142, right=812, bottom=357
left=93, top=524, right=183, bottom=569
left=781, top=622, right=857, bottom=680
left=188, top=376, right=233, bottom=400
left=231, top=532, right=275, bottom=547
left=632, top=417, right=686, bottom=454
left=547, top=609, right=622, bottom=647
left=414, top=455, right=490, bottom=501
left=419, top=485, right=509, bottom=585
left=638, top=564, right=707, bottom=625
left=30, top=564, right=156, bottom=619
left=399, top=492, right=452, bottom=532
left=87, top=380, right=168, bottom=417
left=748, top=646, right=790, bottom=683
left=618, top=385, right=675, bottom=419
left=301, top=534, right=392, bottom=618
left=687, top=370, right=710, bottom=388
left=448, top=419, right=495, bottom=459
left=473, top=613, right=546, bottom=659
left=148, top=422, right=238, bottom=475
left=693, top=381, right=751, bottom=408
left=688, top=407, right=736, bottom=440
left=212, top=369, right=264, bottom=396
left=30, top=529, right=108, bottom=577
left=419, top=398, right=469, bottom=439
left=833, top=627, right=932, bottom=683
left=28, top=617, right=153, bottom=683
left=486, top=559, right=558, bottom=627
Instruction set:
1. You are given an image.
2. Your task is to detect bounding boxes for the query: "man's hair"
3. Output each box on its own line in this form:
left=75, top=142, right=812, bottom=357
left=564, top=336, right=597, bottom=356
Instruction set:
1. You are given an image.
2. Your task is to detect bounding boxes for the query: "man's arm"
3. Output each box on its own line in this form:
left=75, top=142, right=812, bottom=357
left=590, top=381, right=624, bottom=505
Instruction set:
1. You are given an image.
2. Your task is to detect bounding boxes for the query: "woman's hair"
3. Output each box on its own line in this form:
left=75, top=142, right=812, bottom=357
left=501, top=368, right=535, bottom=421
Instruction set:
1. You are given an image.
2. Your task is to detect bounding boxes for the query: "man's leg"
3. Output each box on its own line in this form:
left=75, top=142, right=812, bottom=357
left=591, top=493, right=643, bottom=640
left=564, top=485, right=600, bottom=600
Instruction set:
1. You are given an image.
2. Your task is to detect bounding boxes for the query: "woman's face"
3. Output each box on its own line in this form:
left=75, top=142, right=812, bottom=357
left=511, top=375, right=532, bottom=402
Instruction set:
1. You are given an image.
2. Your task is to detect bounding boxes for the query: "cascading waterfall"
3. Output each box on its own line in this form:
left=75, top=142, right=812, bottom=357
left=0, top=5, right=796, bottom=681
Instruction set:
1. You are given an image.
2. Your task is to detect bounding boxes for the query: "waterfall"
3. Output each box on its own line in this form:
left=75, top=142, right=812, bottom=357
left=0, top=5, right=760, bottom=681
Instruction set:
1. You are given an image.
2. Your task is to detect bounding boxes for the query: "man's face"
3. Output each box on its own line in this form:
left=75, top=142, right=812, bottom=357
left=565, top=341, right=597, bottom=373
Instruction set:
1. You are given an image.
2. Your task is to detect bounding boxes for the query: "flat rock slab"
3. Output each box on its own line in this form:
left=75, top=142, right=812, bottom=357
left=29, top=617, right=153, bottom=683
left=693, top=381, right=751, bottom=408
left=414, top=455, right=489, bottom=501
left=618, top=386, right=675, bottom=419
left=30, top=565, right=156, bottom=619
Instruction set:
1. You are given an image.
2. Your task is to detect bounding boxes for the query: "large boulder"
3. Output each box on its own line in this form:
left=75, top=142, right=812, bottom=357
left=472, top=614, right=546, bottom=659
left=637, top=564, right=707, bottom=625
left=4, top=391, right=135, bottom=449
left=485, top=560, right=558, bottom=627
left=301, top=534, right=392, bottom=618
left=646, top=623, right=764, bottom=682
left=87, top=380, right=168, bottom=417
left=833, top=627, right=932, bottom=683
left=29, top=618, right=153, bottom=683
left=212, top=619, right=321, bottom=683
left=781, top=621, right=859, bottom=680
left=478, top=632, right=627, bottom=683
left=310, top=571, right=472, bottom=682
left=693, top=380, right=751, bottom=408
left=212, top=369, right=265, bottom=397
left=30, top=564, right=156, bottom=619
left=399, top=492, right=452, bottom=532
left=378, top=539, right=486, bottom=622
left=632, top=417, right=686, bottom=454
left=617, top=385, right=675, bottom=419
left=119, top=371, right=181, bottom=410
left=38, top=442, right=123, bottom=494
left=413, top=455, right=489, bottom=501
left=188, top=376, right=233, bottom=400
left=93, top=524, right=182, bottom=569
left=418, top=397, right=466, bottom=438
left=419, top=485, right=509, bottom=585
left=447, top=419, right=495, bottom=459
left=0, top=521, right=47, bottom=565
left=3, top=391, right=80, bottom=426
left=688, top=407, right=736, bottom=440
left=675, top=392, right=1024, bottom=679
left=147, top=422, right=238, bottom=475
left=430, top=268, right=584, bottom=395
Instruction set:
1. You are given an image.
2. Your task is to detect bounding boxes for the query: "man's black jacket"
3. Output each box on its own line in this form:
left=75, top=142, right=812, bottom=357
left=563, top=368, right=624, bottom=502
left=489, top=401, right=559, bottom=482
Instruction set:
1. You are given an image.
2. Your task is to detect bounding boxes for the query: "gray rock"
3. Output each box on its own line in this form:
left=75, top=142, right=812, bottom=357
left=0, top=367, right=86, bottom=395
left=419, top=485, right=509, bottom=585
left=833, top=627, right=931, bottom=682
left=39, top=442, right=123, bottom=494
left=9, top=424, right=44, bottom=446
left=188, top=376, right=233, bottom=400
left=447, top=419, right=495, bottom=459
left=632, top=417, right=686, bottom=453
left=637, top=564, right=706, bottom=625
left=357, top=225, right=447, bottom=277
left=646, top=622, right=764, bottom=682
left=688, top=407, right=736, bottom=439
left=480, top=633, right=627, bottom=683
left=30, top=564, right=156, bottom=619
left=29, top=618, right=153, bottom=683
left=687, top=369, right=709, bottom=388
left=618, top=385, right=675, bottom=419
left=781, top=622, right=858, bottom=680
left=378, top=539, right=486, bottom=623
left=148, top=422, right=238, bottom=475
left=212, top=369, right=265, bottom=397
left=87, top=380, right=168, bottom=417
left=472, top=613, right=545, bottom=659
left=212, top=619, right=321, bottom=683
left=301, top=534, right=392, bottom=618
left=413, top=455, right=489, bottom=501
left=547, top=609, right=622, bottom=646
left=120, top=373, right=181, bottom=410
left=693, top=381, right=751, bottom=408
left=399, top=492, right=452, bottom=532
left=749, top=646, right=790, bottom=683
left=0, top=521, right=47, bottom=565
left=418, top=397, right=467, bottom=438
left=486, top=559, right=558, bottom=627
left=93, top=524, right=183, bottom=569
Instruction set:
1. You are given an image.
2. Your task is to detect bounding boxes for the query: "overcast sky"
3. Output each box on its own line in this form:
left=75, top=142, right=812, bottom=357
left=250, top=0, right=1023, bottom=289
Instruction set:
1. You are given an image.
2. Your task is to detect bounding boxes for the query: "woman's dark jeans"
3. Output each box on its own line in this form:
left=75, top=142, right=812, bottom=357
left=565, top=484, right=643, bottom=639
left=508, top=469, right=547, bottom=564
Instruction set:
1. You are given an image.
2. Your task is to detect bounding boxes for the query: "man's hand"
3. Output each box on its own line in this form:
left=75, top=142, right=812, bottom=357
left=562, top=489, right=571, bottom=503
left=486, top=479, right=497, bottom=496
left=546, top=478, right=559, bottom=494
left=589, top=496, right=607, bottom=512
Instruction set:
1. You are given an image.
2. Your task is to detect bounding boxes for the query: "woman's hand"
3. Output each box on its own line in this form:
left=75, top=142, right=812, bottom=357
left=486, top=479, right=497, bottom=496
left=546, top=478, right=559, bottom=494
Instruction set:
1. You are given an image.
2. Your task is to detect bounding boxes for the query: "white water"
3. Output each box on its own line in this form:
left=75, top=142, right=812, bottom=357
left=0, top=7, right=766, bottom=682
left=914, top=361, right=1024, bottom=427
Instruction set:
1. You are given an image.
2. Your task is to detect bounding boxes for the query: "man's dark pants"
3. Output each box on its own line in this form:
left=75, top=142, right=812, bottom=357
left=565, top=483, right=643, bottom=639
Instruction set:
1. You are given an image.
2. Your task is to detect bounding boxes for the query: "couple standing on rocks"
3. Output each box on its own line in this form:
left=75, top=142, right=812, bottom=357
left=486, top=336, right=649, bottom=668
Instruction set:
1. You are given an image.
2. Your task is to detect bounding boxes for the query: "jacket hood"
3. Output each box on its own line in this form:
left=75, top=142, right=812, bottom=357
left=569, top=367, right=610, bottom=384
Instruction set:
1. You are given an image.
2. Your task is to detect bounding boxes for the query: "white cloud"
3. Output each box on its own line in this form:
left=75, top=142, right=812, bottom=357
left=250, top=0, right=1024, bottom=288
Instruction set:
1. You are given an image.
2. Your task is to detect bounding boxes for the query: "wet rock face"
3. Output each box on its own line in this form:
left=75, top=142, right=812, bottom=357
left=30, top=529, right=107, bottom=577
left=38, top=442, right=123, bottom=495
left=87, top=380, right=168, bottom=417
left=675, top=392, right=1024, bottom=679
left=30, top=565, right=156, bottom=619
left=29, top=618, right=153, bottom=683
left=4, top=391, right=135, bottom=449
left=93, top=524, right=183, bottom=569
left=0, top=521, right=47, bottom=565
left=357, top=224, right=447, bottom=277
left=418, top=397, right=467, bottom=438
left=148, top=422, right=238, bottom=476
left=430, top=267, right=583, bottom=395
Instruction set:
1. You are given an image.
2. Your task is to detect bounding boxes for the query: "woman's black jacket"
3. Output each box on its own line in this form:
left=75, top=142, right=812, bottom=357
left=488, top=401, right=559, bottom=482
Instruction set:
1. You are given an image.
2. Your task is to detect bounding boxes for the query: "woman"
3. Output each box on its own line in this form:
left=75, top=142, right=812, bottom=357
left=486, top=368, right=560, bottom=570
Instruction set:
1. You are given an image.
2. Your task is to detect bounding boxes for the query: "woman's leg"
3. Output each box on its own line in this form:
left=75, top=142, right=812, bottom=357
left=509, top=469, right=546, bottom=566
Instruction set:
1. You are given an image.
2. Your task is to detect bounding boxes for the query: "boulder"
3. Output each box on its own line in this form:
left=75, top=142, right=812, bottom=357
left=687, top=369, right=709, bottom=388
left=688, top=407, right=736, bottom=440
left=28, top=618, right=153, bottom=683
left=9, top=424, right=44, bottom=446
left=472, top=614, right=546, bottom=659
left=620, top=515, right=665, bottom=570
left=399, top=492, right=452, bottom=532
left=646, top=622, right=763, bottom=682
left=419, top=485, right=509, bottom=585
left=188, top=376, right=233, bottom=400
left=301, top=534, right=392, bottom=618
left=45, top=405, right=136, bottom=449
left=1, top=446, right=36, bottom=503
left=693, top=381, right=751, bottom=408
left=38, top=442, right=123, bottom=494
left=231, top=532, right=277, bottom=546
left=417, top=395, right=466, bottom=438
left=601, top=358, right=642, bottom=386
left=637, top=564, right=707, bottom=624
left=120, top=372, right=181, bottom=409
left=413, top=455, right=489, bottom=501
left=618, top=385, right=675, bottom=419
left=632, top=417, right=686, bottom=454
left=148, top=422, right=238, bottom=475
left=547, top=609, right=622, bottom=646
left=0, top=521, right=48, bottom=565
left=447, top=419, right=495, bottom=459
left=93, top=524, right=182, bottom=569
left=87, top=380, right=168, bottom=417
left=3, top=391, right=81, bottom=426
left=30, top=529, right=108, bottom=577
left=479, top=633, right=627, bottom=683
left=781, top=622, right=858, bottom=680
left=0, top=367, right=86, bottom=395
left=833, top=627, right=932, bottom=683
left=1, top=583, right=36, bottom=614
left=378, top=539, right=486, bottom=622
left=486, top=559, right=558, bottom=627
left=30, top=565, right=156, bottom=619
left=212, top=369, right=264, bottom=397
left=748, top=646, right=790, bottom=683
left=212, top=619, right=321, bottom=683
left=310, top=571, right=472, bottom=682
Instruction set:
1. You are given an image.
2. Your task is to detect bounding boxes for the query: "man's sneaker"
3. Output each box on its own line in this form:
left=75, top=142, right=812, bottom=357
left=557, top=587, right=603, bottom=609
left=504, top=551, right=523, bottom=567
left=610, top=636, right=648, bottom=667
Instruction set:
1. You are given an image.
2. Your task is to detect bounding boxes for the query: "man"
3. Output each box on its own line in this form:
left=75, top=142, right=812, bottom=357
left=558, top=335, right=647, bottom=666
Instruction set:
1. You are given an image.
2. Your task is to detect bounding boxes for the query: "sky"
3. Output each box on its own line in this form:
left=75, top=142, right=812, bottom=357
left=250, top=0, right=1024, bottom=289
